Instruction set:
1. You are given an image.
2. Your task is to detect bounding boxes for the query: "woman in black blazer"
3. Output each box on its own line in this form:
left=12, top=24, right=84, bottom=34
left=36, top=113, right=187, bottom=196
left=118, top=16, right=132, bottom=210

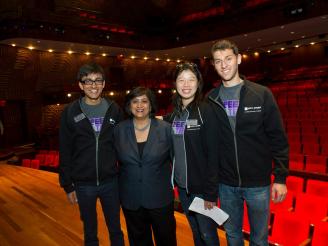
left=114, top=87, right=176, bottom=246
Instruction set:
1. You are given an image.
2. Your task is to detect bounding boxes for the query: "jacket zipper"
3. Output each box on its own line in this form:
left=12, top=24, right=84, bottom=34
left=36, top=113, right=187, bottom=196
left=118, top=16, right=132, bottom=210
left=184, top=109, right=190, bottom=193
left=79, top=98, right=113, bottom=186
left=170, top=110, right=190, bottom=193
left=209, top=96, right=242, bottom=186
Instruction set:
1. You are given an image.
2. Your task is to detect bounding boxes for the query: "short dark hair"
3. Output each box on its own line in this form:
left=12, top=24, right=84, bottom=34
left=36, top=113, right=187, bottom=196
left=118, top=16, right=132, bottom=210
left=125, top=87, right=158, bottom=118
left=77, top=62, right=106, bottom=82
left=172, top=62, right=204, bottom=113
left=211, top=39, right=239, bottom=56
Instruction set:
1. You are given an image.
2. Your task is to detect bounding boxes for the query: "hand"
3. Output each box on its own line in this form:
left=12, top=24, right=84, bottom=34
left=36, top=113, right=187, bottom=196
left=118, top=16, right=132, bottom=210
left=271, top=183, right=287, bottom=203
left=67, top=191, right=78, bottom=205
left=204, top=200, right=216, bottom=210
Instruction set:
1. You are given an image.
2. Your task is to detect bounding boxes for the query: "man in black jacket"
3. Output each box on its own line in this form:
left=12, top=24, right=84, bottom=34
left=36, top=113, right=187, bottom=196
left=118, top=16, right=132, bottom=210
left=207, top=40, right=289, bottom=246
left=59, top=62, right=124, bottom=246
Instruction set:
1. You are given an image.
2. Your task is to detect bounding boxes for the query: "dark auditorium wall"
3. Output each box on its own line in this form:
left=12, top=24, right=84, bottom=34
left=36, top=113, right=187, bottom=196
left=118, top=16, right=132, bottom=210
left=0, top=41, right=327, bottom=147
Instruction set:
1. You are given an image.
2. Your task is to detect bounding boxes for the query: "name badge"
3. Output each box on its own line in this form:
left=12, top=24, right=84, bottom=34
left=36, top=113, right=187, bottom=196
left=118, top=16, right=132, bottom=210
left=186, top=119, right=198, bottom=128
left=74, top=113, right=86, bottom=123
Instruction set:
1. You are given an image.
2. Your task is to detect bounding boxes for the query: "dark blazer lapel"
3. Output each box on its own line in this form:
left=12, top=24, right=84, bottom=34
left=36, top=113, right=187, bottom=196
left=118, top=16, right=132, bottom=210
left=141, top=119, right=156, bottom=160
left=127, top=119, right=139, bottom=158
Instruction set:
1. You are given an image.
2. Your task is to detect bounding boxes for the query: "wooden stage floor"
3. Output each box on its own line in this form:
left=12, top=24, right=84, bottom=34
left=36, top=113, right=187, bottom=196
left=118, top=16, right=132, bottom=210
left=0, top=163, right=232, bottom=246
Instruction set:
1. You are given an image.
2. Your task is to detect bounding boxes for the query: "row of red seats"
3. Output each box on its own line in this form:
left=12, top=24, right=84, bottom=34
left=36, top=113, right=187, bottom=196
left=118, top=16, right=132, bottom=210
left=242, top=192, right=327, bottom=246
left=287, top=132, right=328, bottom=142
left=289, top=154, right=327, bottom=174
left=21, top=159, right=41, bottom=169
left=289, top=142, right=328, bottom=158
left=285, top=119, right=328, bottom=126
left=34, top=153, right=59, bottom=168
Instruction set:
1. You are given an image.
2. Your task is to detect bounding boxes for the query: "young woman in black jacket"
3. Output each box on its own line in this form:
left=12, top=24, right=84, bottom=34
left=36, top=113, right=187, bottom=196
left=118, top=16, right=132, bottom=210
left=164, top=62, right=220, bottom=246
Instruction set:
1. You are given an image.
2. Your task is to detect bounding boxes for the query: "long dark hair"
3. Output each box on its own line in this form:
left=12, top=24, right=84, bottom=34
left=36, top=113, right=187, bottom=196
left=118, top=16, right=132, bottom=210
left=125, top=87, right=157, bottom=118
left=172, top=62, right=204, bottom=114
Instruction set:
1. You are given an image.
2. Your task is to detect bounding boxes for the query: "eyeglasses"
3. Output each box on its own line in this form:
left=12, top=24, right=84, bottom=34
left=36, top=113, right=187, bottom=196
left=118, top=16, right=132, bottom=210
left=176, top=62, right=198, bottom=69
left=81, top=78, right=104, bottom=86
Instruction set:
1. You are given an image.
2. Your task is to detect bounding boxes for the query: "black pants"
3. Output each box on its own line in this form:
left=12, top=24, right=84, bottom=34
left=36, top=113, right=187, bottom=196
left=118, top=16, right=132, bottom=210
left=75, top=178, right=124, bottom=246
left=122, top=202, right=176, bottom=246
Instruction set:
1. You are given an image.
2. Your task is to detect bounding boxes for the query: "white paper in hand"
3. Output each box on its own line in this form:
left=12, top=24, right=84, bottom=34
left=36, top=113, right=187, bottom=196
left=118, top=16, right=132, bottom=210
left=188, top=197, right=229, bottom=225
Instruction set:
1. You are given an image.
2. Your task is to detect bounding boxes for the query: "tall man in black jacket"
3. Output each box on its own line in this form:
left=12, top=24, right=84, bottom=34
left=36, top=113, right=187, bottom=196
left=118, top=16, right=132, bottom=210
left=207, top=40, right=289, bottom=246
left=59, top=62, right=124, bottom=246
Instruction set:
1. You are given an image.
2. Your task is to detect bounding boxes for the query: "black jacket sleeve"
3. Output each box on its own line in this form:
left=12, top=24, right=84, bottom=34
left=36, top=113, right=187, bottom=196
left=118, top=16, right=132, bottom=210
left=201, top=102, right=220, bottom=202
left=58, top=104, right=75, bottom=193
left=263, top=89, right=289, bottom=184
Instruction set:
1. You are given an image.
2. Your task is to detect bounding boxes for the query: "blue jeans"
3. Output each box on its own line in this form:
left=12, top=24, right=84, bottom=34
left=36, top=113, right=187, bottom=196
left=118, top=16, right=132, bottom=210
left=218, top=184, right=270, bottom=246
left=75, top=178, right=124, bottom=246
left=178, top=187, right=219, bottom=246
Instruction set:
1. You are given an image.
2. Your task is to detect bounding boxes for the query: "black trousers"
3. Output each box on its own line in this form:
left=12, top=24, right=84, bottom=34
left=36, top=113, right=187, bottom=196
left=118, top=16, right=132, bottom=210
left=122, top=202, right=177, bottom=246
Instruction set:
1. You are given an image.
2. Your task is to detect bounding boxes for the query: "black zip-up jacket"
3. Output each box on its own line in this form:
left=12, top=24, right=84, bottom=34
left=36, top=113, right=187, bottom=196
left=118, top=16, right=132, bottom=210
left=207, top=80, right=289, bottom=187
left=164, top=102, right=220, bottom=202
left=59, top=97, right=123, bottom=193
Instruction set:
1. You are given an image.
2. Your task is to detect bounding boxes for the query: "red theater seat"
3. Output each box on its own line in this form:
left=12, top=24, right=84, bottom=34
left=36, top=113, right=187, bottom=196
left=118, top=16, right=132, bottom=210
left=286, top=176, right=304, bottom=193
left=321, top=143, right=328, bottom=155
left=22, top=159, right=31, bottom=168
left=289, top=153, right=304, bottom=171
left=294, top=193, right=328, bottom=223
left=289, top=142, right=302, bottom=154
left=305, top=155, right=327, bottom=174
left=301, top=134, right=319, bottom=144
left=311, top=221, right=328, bottom=246
left=269, top=211, right=311, bottom=246
left=306, top=179, right=328, bottom=197
left=30, top=159, right=40, bottom=169
left=303, top=143, right=320, bottom=155
left=35, top=154, right=46, bottom=166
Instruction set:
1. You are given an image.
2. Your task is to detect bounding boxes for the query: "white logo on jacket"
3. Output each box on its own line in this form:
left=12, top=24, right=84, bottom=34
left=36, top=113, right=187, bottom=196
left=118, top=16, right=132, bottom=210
left=244, top=106, right=262, bottom=113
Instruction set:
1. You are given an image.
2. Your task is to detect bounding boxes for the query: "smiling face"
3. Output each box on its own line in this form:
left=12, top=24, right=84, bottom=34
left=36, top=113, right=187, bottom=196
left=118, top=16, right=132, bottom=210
left=130, top=94, right=151, bottom=120
left=175, top=69, right=199, bottom=107
left=213, top=48, right=242, bottom=86
left=79, top=72, right=105, bottom=105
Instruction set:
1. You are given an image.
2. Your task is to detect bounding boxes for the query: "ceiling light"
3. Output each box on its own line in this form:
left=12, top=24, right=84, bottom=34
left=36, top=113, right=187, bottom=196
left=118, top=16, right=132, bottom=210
left=166, top=58, right=170, bottom=62
left=172, top=89, right=176, bottom=94
left=242, top=54, right=248, bottom=59
left=28, top=46, right=34, bottom=50
left=11, top=44, right=16, bottom=47
left=56, top=103, right=60, bottom=106
left=254, top=52, right=259, bottom=57
left=267, top=50, right=271, bottom=53
left=85, top=52, right=90, bottom=55
left=280, top=47, right=285, bottom=51
left=102, top=53, right=107, bottom=56
left=143, top=56, right=148, bottom=60
left=155, top=58, right=160, bottom=61
left=67, top=50, right=73, bottom=54
left=110, top=92, right=114, bottom=96
left=294, top=45, right=299, bottom=48
left=67, top=93, right=71, bottom=98
left=158, top=90, right=162, bottom=94
left=126, top=90, right=130, bottom=94
left=177, top=59, right=181, bottom=63
left=131, top=55, right=135, bottom=59
left=48, top=49, right=53, bottom=52
left=310, top=42, right=315, bottom=45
